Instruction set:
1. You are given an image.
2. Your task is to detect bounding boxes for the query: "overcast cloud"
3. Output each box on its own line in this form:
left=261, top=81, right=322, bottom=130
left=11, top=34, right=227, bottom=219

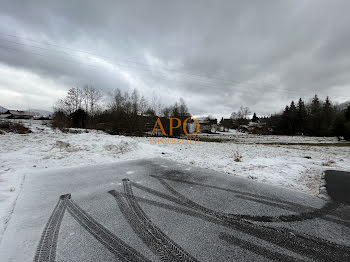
left=0, top=0, right=349, bottom=116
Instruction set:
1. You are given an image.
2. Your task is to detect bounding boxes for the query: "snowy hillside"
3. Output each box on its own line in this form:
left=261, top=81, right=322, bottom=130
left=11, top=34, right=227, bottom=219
left=27, top=109, right=52, bottom=117
left=0, top=106, right=8, bottom=113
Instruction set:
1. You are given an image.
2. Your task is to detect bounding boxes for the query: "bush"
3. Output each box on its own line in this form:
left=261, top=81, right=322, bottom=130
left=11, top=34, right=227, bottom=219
left=0, top=121, right=31, bottom=134
left=52, top=111, right=69, bottom=129
left=69, top=109, right=87, bottom=128
left=52, top=109, right=88, bottom=129
left=233, top=151, right=243, bottom=162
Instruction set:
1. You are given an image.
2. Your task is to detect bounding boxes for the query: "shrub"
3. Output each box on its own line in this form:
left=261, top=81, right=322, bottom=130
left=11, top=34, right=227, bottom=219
left=322, top=159, right=336, bottom=166
left=233, top=151, right=243, bottom=162
left=0, top=121, right=31, bottom=134
left=52, top=111, right=69, bottom=129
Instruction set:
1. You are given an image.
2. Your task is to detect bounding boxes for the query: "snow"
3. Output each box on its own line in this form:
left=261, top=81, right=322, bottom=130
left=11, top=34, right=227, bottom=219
left=0, top=106, right=8, bottom=113
left=1, top=120, right=350, bottom=242
left=197, top=129, right=340, bottom=143
left=27, top=109, right=52, bottom=117
left=147, top=140, right=350, bottom=194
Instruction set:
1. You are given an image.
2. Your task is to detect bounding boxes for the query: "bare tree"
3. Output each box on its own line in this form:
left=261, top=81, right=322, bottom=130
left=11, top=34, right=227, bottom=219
left=54, top=86, right=102, bottom=115
left=111, top=88, right=123, bottom=112
left=150, top=93, right=163, bottom=116
left=131, top=88, right=139, bottom=115
left=123, top=91, right=132, bottom=115
left=54, top=87, right=83, bottom=114
left=162, top=106, right=171, bottom=118
left=139, top=95, right=148, bottom=115
left=239, top=106, right=251, bottom=119
left=82, top=85, right=90, bottom=112
left=66, top=87, right=83, bottom=113
left=53, top=98, right=70, bottom=114
left=171, top=102, right=180, bottom=117
left=87, top=87, right=102, bottom=115
left=230, top=112, right=239, bottom=120
left=231, top=106, right=251, bottom=120
left=179, top=98, right=190, bottom=118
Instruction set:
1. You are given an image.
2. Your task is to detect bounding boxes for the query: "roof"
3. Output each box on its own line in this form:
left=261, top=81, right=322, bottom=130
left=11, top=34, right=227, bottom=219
left=196, top=116, right=217, bottom=124
left=7, top=110, right=34, bottom=116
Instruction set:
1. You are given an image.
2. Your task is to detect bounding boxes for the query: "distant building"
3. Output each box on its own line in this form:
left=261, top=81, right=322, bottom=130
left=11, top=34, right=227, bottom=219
left=238, top=121, right=270, bottom=134
left=3, top=110, right=34, bottom=119
left=218, top=118, right=234, bottom=131
left=188, top=116, right=217, bottom=133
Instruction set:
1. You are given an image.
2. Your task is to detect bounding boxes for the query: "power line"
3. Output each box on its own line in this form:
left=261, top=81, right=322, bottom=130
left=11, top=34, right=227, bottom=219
left=0, top=33, right=311, bottom=96
left=0, top=43, right=216, bottom=92
left=0, top=33, right=240, bottom=84
left=0, top=36, right=244, bottom=87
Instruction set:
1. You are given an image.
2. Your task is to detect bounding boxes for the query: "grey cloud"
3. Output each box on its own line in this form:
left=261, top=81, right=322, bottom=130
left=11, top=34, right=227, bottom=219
left=0, top=0, right=349, bottom=116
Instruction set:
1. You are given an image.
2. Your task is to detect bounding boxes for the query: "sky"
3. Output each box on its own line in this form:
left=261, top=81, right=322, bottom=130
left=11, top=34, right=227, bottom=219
left=0, top=0, right=350, bottom=117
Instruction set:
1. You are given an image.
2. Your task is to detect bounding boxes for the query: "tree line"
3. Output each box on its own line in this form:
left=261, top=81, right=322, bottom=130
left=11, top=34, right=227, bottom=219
left=52, top=86, right=191, bottom=136
left=266, top=95, right=350, bottom=139
left=53, top=87, right=350, bottom=140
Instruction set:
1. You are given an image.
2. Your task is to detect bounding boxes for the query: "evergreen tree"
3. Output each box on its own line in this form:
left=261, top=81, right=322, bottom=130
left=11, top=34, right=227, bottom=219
left=321, top=96, right=334, bottom=136
left=289, top=101, right=298, bottom=135
left=252, top=113, right=259, bottom=122
left=297, top=98, right=307, bottom=134
left=344, top=106, right=350, bottom=140
left=266, top=95, right=344, bottom=137
left=333, top=105, right=350, bottom=140
left=308, top=95, right=322, bottom=136
left=281, top=105, right=291, bottom=134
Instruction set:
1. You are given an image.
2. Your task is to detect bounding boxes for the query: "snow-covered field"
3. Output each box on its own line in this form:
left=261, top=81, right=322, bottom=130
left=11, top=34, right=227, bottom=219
left=1, top=120, right=350, bottom=241
left=198, top=130, right=341, bottom=144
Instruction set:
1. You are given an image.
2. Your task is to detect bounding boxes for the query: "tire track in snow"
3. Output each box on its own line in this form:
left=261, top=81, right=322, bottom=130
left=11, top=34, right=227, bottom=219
left=66, top=197, right=151, bottom=262
left=35, top=194, right=151, bottom=262
left=109, top=178, right=198, bottom=262
left=153, top=176, right=341, bottom=222
left=34, top=194, right=69, bottom=262
left=133, top=179, right=350, bottom=261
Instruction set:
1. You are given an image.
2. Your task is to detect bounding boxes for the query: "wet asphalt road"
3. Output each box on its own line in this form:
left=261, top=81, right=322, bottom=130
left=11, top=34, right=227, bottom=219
left=1, top=158, right=349, bottom=261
